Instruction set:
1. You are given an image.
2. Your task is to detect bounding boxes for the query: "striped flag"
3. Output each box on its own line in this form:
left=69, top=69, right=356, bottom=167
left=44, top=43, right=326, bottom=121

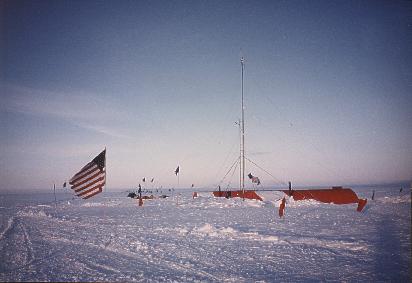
left=248, top=173, right=261, bottom=185
left=69, top=149, right=106, bottom=199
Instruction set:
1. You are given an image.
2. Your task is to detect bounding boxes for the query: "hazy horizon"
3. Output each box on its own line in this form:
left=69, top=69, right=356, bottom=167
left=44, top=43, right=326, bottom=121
left=0, top=180, right=410, bottom=195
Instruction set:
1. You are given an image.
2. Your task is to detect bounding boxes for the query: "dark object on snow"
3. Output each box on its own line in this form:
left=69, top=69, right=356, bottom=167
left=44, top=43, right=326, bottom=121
left=128, top=192, right=137, bottom=198
left=288, top=181, right=294, bottom=197
left=142, top=195, right=154, bottom=199
left=225, top=191, right=231, bottom=199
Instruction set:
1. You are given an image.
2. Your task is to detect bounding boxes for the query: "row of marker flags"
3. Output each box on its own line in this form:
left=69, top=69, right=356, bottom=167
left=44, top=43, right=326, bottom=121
left=60, top=149, right=368, bottom=217
left=63, top=149, right=259, bottom=200
left=62, top=149, right=183, bottom=200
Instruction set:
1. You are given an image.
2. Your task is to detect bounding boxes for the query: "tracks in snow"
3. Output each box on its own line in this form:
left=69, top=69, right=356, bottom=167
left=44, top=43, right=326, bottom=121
left=0, top=217, right=36, bottom=275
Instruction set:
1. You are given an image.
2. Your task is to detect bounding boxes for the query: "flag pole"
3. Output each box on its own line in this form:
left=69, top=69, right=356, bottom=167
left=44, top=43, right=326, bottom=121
left=176, top=173, right=179, bottom=206
left=175, top=166, right=180, bottom=188
left=176, top=166, right=180, bottom=206
left=53, top=183, right=57, bottom=209
left=104, top=146, right=107, bottom=194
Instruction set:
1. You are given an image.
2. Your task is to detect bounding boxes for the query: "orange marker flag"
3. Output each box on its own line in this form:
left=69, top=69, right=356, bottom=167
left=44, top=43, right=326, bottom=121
left=279, top=197, right=286, bottom=217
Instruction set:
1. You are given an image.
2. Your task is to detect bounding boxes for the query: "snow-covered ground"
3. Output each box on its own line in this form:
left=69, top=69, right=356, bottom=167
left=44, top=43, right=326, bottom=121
left=0, top=185, right=410, bottom=282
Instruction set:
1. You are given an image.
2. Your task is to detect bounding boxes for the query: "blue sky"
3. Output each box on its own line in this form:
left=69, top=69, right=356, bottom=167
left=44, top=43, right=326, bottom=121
left=1, top=0, right=411, bottom=191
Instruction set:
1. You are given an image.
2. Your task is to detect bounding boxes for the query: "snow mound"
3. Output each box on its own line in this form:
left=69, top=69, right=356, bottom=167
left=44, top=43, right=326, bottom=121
left=17, top=209, right=49, bottom=218
left=379, top=195, right=411, bottom=204
left=37, top=204, right=51, bottom=208
left=193, top=223, right=237, bottom=237
left=194, top=223, right=217, bottom=236
left=242, top=199, right=264, bottom=207
left=220, top=227, right=237, bottom=234
left=190, top=224, right=278, bottom=242
left=81, top=202, right=106, bottom=207
left=81, top=200, right=122, bottom=207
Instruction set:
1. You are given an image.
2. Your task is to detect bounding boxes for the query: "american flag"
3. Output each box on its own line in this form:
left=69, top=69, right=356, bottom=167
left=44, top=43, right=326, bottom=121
left=248, top=173, right=261, bottom=185
left=69, top=149, right=106, bottom=199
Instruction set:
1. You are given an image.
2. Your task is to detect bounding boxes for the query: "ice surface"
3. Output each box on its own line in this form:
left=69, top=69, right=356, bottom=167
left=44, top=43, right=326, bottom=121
left=0, top=186, right=410, bottom=282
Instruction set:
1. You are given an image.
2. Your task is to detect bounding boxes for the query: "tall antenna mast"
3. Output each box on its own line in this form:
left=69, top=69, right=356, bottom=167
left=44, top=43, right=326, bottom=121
left=236, top=119, right=242, bottom=191
left=240, top=56, right=245, bottom=195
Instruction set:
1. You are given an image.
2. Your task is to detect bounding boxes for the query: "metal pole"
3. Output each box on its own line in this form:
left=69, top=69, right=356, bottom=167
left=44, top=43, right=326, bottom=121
left=53, top=183, right=57, bottom=209
left=241, top=57, right=245, bottom=196
left=236, top=119, right=242, bottom=191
